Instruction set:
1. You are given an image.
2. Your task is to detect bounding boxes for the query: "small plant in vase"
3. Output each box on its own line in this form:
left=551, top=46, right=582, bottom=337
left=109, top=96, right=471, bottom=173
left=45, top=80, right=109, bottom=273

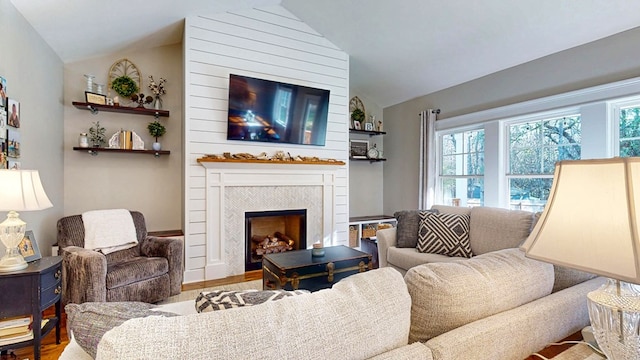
left=147, top=121, right=166, bottom=151
left=88, top=121, right=106, bottom=147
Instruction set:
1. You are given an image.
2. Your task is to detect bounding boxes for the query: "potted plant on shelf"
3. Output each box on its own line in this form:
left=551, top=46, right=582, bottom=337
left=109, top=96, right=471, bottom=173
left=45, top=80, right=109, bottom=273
left=88, top=121, right=106, bottom=147
left=147, top=121, right=166, bottom=151
left=351, top=108, right=365, bottom=129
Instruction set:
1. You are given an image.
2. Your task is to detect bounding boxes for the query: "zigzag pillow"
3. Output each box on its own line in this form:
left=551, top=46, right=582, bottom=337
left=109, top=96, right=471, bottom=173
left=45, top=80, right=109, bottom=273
left=195, top=289, right=310, bottom=313
left=417, top=211, right=472, bottom=258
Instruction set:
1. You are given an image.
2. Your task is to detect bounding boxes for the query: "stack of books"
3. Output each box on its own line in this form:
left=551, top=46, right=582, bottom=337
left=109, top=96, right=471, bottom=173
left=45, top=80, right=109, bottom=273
left=0, top=316, right=48, bottom=346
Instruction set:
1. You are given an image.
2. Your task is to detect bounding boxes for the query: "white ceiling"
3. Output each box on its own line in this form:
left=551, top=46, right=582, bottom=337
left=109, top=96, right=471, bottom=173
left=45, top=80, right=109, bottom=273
left=10, top=0, right=640, bottom=108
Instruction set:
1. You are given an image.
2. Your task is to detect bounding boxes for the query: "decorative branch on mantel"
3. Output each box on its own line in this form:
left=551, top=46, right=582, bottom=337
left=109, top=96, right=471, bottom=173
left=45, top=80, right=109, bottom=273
left=197, top=151, right=345, bottom=165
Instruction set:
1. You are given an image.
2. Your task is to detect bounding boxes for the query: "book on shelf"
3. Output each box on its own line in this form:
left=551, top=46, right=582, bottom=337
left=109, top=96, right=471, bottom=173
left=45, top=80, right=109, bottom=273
left=0, top=316, right=31, bottom=337
left=0, top=319, right=49, bottom=346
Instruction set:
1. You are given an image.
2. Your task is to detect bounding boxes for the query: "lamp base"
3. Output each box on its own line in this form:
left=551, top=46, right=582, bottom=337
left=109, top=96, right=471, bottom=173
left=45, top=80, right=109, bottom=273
left=0, top=251, right=28, bottom=272
left=587, top=278, right=640, bottom=360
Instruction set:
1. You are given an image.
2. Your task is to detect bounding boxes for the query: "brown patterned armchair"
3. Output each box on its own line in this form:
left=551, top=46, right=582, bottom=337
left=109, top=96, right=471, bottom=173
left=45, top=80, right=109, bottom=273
left=57, top=211, right=183, bottom=305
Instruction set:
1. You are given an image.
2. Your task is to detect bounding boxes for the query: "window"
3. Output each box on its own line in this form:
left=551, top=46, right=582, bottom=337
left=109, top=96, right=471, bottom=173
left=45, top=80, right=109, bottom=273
left=438, top=129, right=484, bottom=207
left=507, top=114, right=581, bottom=212
left=273, top=86, right=292, bottom=127
left=619, top=104, right=640, bottom=157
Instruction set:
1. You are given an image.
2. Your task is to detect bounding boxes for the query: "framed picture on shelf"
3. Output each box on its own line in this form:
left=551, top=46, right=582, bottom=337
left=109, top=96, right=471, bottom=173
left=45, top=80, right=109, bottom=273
left=85, top=91, right=107, bottom=105
left=364, top=122, right=374, bottom=131
left=350, top=139, right=369, bottom=159
left=19, top=230, right=41, bottom=262
left=353, top=121, right=361, bottom=130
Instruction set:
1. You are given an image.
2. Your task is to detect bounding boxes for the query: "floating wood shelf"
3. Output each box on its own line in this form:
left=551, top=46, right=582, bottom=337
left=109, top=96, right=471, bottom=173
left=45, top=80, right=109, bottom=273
left=73, top=147, right=170, bottom=157
left=72, top=102, right=169, bottom=118
left=350, top=157, right=386, bottom=163
left=349, top=129, right=386, bottom=136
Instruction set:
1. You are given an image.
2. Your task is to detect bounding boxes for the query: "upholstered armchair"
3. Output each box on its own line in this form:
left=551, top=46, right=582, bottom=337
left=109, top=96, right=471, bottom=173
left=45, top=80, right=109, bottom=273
left=57, top=211, right=183, bottom=305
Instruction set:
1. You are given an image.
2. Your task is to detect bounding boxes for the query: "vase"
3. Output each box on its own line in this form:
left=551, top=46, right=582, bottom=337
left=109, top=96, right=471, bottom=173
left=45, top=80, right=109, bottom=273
left=153, top=96, right=162, bottom=110
left=152, top=142, right=161, bottom=151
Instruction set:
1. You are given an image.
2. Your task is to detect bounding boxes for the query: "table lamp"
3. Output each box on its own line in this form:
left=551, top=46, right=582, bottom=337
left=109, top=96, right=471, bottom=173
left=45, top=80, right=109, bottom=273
left=0, top=169, right=52, bottom=272
left=520, top=157, right=640, bottom=360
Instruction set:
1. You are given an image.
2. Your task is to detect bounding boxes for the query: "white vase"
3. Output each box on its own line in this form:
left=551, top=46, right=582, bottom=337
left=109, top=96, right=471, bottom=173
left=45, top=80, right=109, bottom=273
left=152, top=142, right=161, bottom=151
left=153, top=96, right=162, bottom=110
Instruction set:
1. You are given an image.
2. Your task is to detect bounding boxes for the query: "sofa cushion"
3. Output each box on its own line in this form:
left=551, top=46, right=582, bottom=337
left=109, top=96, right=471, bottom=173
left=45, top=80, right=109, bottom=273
left=97, top=268, right=413, bottom=360
left=417, top=212, right=472, bottom=258
left=552, top=265, right=598, bottom=293
left=468, top=206, right=534, bottom=255
left=65, top=301, right=178, bottom=359
left=387, top=247, right=466, bottom=271
left=394, top=209, right=438, bottom=248
left=404, top=248, right=554, bottom=343
left=195, top=289, right=309, bottom=312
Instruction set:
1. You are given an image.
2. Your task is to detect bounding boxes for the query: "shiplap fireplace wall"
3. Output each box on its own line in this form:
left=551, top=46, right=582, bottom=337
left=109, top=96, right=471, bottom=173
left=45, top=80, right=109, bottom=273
left=183, top=5, right=350, bottom=283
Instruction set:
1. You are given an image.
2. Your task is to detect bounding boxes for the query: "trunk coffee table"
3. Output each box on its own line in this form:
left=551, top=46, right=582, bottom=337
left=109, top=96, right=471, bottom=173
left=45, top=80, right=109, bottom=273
left=262, top=245, right=372, bottom=292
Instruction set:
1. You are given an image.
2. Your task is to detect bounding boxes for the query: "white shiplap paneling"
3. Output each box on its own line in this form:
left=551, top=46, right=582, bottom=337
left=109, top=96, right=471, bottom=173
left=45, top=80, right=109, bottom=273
left=183, top=5, right=349, bottom=283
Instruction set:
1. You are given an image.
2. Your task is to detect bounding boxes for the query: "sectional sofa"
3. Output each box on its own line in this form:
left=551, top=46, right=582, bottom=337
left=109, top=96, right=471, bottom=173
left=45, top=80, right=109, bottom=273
left=59, top=205, right=603, bottom=359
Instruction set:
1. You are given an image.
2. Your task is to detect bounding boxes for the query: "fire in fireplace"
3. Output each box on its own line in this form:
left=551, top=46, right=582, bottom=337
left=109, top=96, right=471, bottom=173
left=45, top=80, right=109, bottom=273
left=245, top=209, right=307, bottom=271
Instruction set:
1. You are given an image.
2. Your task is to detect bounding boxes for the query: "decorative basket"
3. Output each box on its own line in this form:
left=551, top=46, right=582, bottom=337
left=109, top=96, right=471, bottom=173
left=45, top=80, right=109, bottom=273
left=349, top=226, right=358, bottom=247
left=362, top=225, right=377, bottom=238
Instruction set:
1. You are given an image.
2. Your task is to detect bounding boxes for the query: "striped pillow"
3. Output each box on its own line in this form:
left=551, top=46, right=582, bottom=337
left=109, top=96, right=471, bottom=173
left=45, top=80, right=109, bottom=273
left=195, top=289, right=309, bottom=313
left=416, top=211, right=472, bottom=258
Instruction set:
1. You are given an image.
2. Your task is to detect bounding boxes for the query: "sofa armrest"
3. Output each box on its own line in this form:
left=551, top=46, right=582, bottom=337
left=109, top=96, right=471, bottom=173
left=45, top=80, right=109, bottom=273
left=140, top=236, right=184, bottom=296
left=377, top=228, right=397, bottom=268
left=61, top=246, right=107, bottom=305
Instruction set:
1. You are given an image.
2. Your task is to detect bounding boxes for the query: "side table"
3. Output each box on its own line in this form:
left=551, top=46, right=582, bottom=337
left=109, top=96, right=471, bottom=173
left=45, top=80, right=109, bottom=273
left=0, top=256, right=62, bottom=360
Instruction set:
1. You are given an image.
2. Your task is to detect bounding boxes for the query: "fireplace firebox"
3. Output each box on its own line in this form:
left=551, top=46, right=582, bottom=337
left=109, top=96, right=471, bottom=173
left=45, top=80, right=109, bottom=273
left=245, top=209, right=307, bottom=271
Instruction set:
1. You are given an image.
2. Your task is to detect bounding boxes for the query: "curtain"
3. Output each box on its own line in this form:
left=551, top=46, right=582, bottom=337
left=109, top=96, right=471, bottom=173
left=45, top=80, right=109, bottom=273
left=419, top=109, right=439, bottom=210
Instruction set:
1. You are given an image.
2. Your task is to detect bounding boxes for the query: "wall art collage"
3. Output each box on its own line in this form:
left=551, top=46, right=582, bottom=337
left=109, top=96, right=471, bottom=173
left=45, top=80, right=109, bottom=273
left=0, top=75, right=20, bottom=170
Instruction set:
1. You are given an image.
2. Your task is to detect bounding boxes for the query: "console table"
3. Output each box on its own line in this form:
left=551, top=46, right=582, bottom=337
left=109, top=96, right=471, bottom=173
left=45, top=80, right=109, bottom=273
left=0, top=257, right=62, bottom=360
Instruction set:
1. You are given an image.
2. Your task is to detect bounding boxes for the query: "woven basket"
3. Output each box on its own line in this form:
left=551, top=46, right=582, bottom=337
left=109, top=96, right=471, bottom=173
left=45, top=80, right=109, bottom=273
left=349, top=226, right=358, bottom=246
left=362, top=225, right=377, bottom=238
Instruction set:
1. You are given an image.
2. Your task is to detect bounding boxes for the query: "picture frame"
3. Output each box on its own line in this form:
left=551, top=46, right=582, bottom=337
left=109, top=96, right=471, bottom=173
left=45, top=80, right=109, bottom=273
left=364, top=122, right=374, bottom=131
left=7, top=99, right=19, bottom=128
left=85, top=91, right=107, bottom=105
left=19, top=230, right=41, bottom=262
left=353, top=121, right=361, bottom=130
left=350, top=139, right=369, bottom=159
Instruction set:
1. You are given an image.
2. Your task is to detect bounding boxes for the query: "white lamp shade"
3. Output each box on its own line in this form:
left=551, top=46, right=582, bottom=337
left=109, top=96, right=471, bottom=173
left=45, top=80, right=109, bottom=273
left=521, top=157, right=640, bottom=284
left=0, top=170, right=53, bottom=211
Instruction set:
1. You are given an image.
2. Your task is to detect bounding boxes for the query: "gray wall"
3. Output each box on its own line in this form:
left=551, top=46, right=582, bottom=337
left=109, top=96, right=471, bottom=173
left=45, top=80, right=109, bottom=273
left=0, top=0, right=64, bottom=255
left=63, top=44, right=183, bottom=232
left=383, top=25, right=640, bottom=214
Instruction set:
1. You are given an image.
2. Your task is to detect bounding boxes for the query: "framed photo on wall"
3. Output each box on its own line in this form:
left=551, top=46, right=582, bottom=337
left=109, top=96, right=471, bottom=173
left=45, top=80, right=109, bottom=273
left=7, top=99, right=19, bottom=128
left=350, top=139, right=369, bottom=159
left=19, top=230, right=41, bottom=262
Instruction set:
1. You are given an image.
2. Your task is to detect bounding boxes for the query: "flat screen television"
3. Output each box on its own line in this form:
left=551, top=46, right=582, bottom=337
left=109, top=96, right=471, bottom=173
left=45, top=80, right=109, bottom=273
left=227, top=74, right=330, bottom=146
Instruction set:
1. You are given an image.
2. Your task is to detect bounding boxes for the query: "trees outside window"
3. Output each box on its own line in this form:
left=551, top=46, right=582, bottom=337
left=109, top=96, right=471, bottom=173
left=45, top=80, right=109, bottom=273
left=620, top=105, right=640, bottom=157
left=439, top=129, right=484, bottom=207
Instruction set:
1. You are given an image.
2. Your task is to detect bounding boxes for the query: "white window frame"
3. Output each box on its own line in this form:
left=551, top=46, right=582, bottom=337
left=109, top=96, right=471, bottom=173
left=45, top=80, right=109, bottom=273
left=609, top=95, right=640, bottom=157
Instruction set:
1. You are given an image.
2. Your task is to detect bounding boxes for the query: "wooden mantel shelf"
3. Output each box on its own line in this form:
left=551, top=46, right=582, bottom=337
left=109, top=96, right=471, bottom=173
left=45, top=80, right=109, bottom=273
left=197, top=157, right=345, bottom=166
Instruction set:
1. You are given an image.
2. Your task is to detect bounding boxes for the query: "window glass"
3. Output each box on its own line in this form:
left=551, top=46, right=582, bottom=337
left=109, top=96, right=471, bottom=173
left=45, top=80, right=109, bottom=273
left=620, top=105, right=640, bottom=157
left=507, top=115, right=581, bottom=212
left=438, top=129, right=484, bottom=207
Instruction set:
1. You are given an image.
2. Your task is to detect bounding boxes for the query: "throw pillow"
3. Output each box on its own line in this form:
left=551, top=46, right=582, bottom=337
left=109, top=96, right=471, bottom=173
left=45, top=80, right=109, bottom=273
left=195, top=289, right=310, bottom=313
left=416, top=211, right=472, bottom=258
left=65, top=302, right=178, bottom=359
left=394, top=209, right=439, bottom=248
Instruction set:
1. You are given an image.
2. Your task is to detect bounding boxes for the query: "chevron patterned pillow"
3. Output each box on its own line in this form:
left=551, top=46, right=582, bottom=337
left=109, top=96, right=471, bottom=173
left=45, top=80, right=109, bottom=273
left=416, top=211, right=472, bottom=258
left=195, top=289, right=310, bottom=313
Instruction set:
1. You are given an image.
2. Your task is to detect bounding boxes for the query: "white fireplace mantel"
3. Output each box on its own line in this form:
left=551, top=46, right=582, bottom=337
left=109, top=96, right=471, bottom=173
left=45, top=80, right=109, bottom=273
left=199, top=160, right=343, bottom=279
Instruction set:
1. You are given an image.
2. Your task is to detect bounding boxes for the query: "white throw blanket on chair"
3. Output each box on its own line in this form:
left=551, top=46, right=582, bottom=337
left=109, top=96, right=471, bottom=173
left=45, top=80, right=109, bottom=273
left=82, top=209, right=138, bottom=254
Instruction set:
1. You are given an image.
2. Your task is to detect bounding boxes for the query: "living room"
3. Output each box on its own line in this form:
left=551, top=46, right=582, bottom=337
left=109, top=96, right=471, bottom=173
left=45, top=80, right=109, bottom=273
left=1, top=1, right=640, bottom=358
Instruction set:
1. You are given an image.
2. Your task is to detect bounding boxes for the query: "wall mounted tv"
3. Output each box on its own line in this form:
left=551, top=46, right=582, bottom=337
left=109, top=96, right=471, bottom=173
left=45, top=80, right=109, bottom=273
left=227, top=74, right=330, bottom=146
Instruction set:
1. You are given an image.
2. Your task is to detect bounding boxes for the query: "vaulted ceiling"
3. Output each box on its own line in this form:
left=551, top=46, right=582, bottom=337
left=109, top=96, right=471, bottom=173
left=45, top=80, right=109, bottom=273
left=10, top=0, right=640, bottom=107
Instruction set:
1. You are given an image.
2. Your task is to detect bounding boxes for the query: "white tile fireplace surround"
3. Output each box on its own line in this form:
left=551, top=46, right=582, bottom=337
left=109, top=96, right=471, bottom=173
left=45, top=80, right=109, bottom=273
left=199, top=160, right=343, bottom=279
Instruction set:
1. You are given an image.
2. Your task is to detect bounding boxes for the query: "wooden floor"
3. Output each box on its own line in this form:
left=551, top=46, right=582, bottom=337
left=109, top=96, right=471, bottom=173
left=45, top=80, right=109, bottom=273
left=0, top=270, right=262, bottom=360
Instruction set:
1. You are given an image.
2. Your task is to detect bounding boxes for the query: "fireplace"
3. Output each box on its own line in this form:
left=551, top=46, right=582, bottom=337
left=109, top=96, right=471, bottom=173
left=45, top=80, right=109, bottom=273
left=245, top=209, right=307, bottom=271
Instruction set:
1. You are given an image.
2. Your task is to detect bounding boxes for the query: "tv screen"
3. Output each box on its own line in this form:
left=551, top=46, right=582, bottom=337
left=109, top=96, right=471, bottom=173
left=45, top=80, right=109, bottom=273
left=227, top=74, right=330, bottom=146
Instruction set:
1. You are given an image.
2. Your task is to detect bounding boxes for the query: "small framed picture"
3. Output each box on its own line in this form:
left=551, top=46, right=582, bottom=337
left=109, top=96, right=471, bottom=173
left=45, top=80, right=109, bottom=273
left=7, top=99, right=19, bottom=128
left=364, top=122, right=374, bottom=131
left=350, top=139, right=369, bottom=159
left=353, top=121, right=361, bottom=130
left=19, top=230, right=41, bottom=262
left=85, top=91, right=107, bottom=105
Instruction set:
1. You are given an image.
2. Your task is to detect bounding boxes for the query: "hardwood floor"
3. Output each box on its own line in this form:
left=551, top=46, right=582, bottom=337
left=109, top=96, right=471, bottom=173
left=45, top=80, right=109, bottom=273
left=0, top=270, right=263, bottom=360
